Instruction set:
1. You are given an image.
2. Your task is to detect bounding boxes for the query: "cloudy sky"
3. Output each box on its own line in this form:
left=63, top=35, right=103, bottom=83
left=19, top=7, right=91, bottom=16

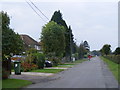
left=1, top=0, right=118, bottom=51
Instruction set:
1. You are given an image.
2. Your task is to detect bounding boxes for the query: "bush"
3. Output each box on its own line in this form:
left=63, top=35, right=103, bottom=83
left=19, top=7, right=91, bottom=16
left=31, top=63, right=38, bottom=70
left=103, top=55, right=120, bottom=64
left=35, top=53, right=45, bottom=69
left=21, top=52, right=45, bottom=71
left=52, top=58, right=60, bottom=66
left=21, top=62, right=38, bottom=72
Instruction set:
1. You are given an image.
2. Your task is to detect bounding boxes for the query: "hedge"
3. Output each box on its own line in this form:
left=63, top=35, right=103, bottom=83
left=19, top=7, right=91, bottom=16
left=103, top=55, right=120, bottom=64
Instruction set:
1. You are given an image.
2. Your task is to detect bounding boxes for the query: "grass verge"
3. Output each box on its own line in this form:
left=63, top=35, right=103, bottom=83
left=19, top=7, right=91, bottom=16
left=59, top=63, right=75, bottom=65
left=54, top=59, right=87, bottom=68
left=2, top=79, right=32, bottom=89
left=72, top=59, right=87, bottom=64
left=54, top=65, right=73, bottom=68
left=30, top=69, right=64, bottom=73
left=100, top=56, right=119, bottom=83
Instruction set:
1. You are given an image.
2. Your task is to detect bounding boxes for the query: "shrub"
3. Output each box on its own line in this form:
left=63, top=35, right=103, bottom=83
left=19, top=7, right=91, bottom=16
left=103, top=55, right=120, bottom=64
left=36, top=53, right=45, bottom=69
left=52, top=57, right=60, bottom=66
left=21, top=62, right=38, bottom=72
left=21, top=52, right=45, bottom=71
left=31, top=63, right=38, bottom=70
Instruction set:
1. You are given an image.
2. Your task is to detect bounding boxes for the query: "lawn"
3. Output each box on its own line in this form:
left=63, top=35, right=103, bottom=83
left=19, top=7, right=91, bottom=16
left=59, top=63, right=75, bottom=65
left=54, top=59, right=87, bottom=68
left=100, top=57, right=119, bottom=83
left=56, top=63, right=75, bottom=68
left=55, top=65, right=74, bottom=68
left=53, top=59, right=87, bottom=68
left=2, top=79, right=32, bottom=89
left=72, top=59, right=87, bottom=64
left=0, top=80, right=2, bottom=90
left=64, top=59, right=87, bottom=65
left=30, top=69, right=64, bottom=73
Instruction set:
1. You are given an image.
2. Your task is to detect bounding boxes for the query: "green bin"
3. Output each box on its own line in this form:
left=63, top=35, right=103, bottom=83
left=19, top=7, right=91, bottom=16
left=14, top=61, right=21, bottom=75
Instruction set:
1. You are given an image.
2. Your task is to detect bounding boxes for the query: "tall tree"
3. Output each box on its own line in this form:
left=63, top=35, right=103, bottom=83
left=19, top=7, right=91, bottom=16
left=68, top=26, right=74, bottom=53
left=1, top=11, right=24, bottom=58
left=51, top=10, right=74, bottom=59
left=51, top=10, right=68, bottom=29
left=41, top=21, right=65, bottom=65
left=100, top=44, right=111, bottom=55
left=114, top=47, right=120, bottom=55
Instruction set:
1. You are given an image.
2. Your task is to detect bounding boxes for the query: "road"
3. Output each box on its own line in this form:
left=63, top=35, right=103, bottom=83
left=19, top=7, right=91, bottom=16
left=25, top=56, right=118, bottom=88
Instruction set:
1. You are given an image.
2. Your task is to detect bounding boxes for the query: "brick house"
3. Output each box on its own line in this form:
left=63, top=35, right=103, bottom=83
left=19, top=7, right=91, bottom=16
left=20, top=34, right=41, bottom=51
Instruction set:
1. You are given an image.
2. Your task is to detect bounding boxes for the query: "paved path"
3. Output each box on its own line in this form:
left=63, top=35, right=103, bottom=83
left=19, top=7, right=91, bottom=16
left=24, top=56, right=118, bottom=88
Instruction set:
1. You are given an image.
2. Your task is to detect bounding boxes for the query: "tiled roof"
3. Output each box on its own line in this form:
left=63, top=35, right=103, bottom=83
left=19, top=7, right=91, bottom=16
left=20, top=34, right=40, bottom=46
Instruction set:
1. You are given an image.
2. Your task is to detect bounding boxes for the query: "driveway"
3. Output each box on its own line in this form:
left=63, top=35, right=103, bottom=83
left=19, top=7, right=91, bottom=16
left=24, top=56, right=118, bottom=88
left=10, top=72, right=55, bottom=84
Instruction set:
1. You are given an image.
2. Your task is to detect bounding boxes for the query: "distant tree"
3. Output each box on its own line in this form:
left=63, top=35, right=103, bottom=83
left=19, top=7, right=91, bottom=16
left=114, top=47, right=120, bottom=55
left=68, top=26, right=74, bottom=52
left=91, top=50, right=101, bottom=56
left=1, top=11, right=24, bottom=59
left=41, top=21, right=65, bottom=65
left=83, top=41, right=90, bottom=51
left=100, top=44, right=111, bottom=55
left=78, top=43, right=87, bottom=59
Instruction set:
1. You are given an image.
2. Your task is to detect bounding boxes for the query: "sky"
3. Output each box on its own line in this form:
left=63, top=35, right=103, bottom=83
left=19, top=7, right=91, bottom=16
left=1, top=0, right=119, bottom=51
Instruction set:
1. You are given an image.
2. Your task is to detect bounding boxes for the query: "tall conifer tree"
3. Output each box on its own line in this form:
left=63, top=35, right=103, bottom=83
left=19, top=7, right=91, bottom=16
left=51, top=10, right=74, bottom=58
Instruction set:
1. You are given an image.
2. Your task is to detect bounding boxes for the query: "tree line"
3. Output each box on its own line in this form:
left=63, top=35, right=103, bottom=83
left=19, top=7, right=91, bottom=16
left=1, top=10, right=90, bottom=66
left=41, top=10, right=90, bottom=65
left=100, top=44, right=120, bottom=55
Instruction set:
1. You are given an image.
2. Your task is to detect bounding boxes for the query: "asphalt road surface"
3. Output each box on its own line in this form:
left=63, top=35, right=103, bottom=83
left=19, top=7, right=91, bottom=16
left=25, top=56, right=118, bottom=88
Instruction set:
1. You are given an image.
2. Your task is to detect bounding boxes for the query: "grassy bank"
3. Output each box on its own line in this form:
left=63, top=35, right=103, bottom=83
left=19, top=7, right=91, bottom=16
left=30, top=69, right=64, bottom=73
left=100, top=56, right=119, bottom=83
left=2, top=79, right=32, bottom=89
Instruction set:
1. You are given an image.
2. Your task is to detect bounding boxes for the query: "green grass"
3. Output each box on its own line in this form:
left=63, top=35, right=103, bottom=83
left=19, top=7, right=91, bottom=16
left=30, top=69, right=64, bottom=73
left=59, top=63, right=75, bottom=65
left=72, top=59, right=87, bottom=64
left=2, top=79, right=32, bottom=89
left=12, top=69, right=14, bottom=72
left=57, top=63, right=75, bottom=68
left=0, top=80, right=2, bottom=90
left=100, top=56, right=119, bottom=83
left=53, top=59, right=87, bottom=68
left=55, top=65, right=73, bottom=68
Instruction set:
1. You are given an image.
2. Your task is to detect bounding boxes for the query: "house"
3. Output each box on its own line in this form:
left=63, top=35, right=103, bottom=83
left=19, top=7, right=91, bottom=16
left=20, top=34, right=41, bottom=51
